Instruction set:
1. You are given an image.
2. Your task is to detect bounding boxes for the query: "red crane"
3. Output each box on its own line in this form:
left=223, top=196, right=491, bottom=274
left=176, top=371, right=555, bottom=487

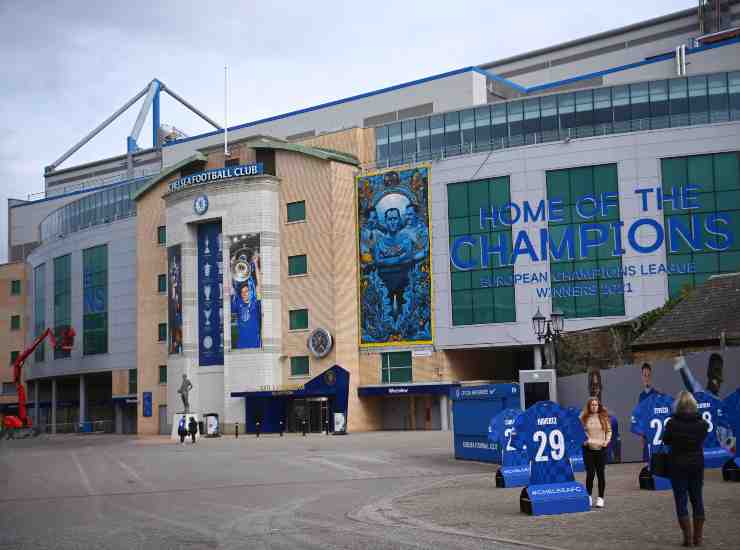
left=2, top=326, right=75, bottom=437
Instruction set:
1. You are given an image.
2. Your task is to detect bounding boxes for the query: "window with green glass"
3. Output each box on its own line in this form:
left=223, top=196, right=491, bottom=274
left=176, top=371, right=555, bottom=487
left=447, top=176, right=515, bottom=326
left=10, top=351, right=19, bottom=365
left=289, top=308, right=309, bottom=330
left=158, top=323, right=167, bottom=341
left=288, top=254, right=307, bottom=276
left=54, top=254, right=71, bottom=359
left=83, top=245, right=108, bottom=355
left=10, top=315, right=20, bottom=330
left=662, top=152, right=740, bottom=298
left=158, top=365, right=167, bottom=384
left=290, top=356, right=310, bottom=377
left=129, top=369, right=137, bottom=394
left=287, top=201, right=306, bottom=222
left=157, top=274, right=167, bottom=293
left=33, top=264, right=45, bottom=362
left=10, top=280, right=21, bottom=295
left=157, top=226, right=166, bottom=245
left=381, top=351, right=412, bottom=383
left=546, top=164, right=625, bottom=318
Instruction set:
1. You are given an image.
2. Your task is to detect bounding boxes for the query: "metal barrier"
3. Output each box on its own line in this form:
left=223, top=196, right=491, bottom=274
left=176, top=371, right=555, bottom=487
left=37, top=420, right=115, bottom=434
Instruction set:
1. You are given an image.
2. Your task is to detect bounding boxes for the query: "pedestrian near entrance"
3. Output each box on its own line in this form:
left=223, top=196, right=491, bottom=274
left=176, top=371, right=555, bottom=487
left=580, top=396, right=611, bottom=508
left=177, top=416, right=187, bottom=445
left=663, top=390, right=709, bottom=547
left=188, top=416, right=198, bottom=444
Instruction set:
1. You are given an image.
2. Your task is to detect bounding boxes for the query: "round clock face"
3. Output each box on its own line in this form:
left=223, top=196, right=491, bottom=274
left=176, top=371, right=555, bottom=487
left=193, top=195, right=209, bottom=215
left=307, top=328, right=333, bottom=358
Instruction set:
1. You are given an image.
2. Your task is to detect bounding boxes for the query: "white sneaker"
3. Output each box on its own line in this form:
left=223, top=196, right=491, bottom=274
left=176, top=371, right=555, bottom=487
left=595, top=497, right=604, bottom=508
left=588, top=496, right=593, bottom=506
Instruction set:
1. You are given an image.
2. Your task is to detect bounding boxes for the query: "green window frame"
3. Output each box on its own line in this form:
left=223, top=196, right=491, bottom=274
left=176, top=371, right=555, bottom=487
left=381, top=351, right=412, bottom=383
left=286, top=201, right=306, bottom=222
left=10, top=351, right=20, bottom=365
left=129, top=369, right=137, bottom=395
left=157, top=226, right=166, bottom=245
left=54, top=254, right=72, bottom=359
left=662, top=152, right=740, bottom=298
left=158, top=365, right=167, bottom=384
left=33, top=264, right=46, bottom=362
left=288, top=254, right=308, bottom=276
left=448, top=176, right=516, bottom=326
left=289, top=308, right=309, bottom=330
left=290, top=356, right=310, bottom=377
left=158, top=323, right=167, bottom=342
left=83, top=245, right=108, bottom=355
left=10, top=315, right=20, bottom=331
left=157, top=274, right=167, bottom=293
left=10, top=280, right=21, bottom=295
left=546, top=164, right=625, bottom=319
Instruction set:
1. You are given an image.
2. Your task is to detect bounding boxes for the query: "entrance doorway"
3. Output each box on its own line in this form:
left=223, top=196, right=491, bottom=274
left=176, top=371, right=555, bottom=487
left=287, top=397, right=330, bottom=433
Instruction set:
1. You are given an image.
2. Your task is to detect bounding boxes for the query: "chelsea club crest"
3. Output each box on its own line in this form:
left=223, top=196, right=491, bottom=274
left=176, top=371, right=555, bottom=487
left=193, top=195, right=209, bottom=215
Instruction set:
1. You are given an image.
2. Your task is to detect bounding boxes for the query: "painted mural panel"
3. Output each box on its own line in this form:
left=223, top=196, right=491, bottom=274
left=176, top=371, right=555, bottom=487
left=167, top=244, right=182, bottom=355
left=198, top=222, right=224, bottom=365
left=357, top=166, right=432, bottom=346
left=229, top=233, right=262, bottom=349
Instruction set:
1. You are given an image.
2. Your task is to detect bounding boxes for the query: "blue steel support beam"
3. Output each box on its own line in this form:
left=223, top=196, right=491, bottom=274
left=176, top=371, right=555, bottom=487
left=152, top=81, right=161, bottom=148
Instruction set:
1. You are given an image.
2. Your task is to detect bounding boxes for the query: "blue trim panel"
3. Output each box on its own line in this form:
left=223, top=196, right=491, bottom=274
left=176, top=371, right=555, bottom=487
left=9, top=175, right=150, bottom=209
left=471, top=67, right=527, bottom=94
left=164, top=66, right=479, bottom=147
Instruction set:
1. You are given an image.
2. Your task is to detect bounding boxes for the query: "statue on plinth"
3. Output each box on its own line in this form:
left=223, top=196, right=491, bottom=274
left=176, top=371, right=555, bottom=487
left=178, top=374, right=193, bottom=413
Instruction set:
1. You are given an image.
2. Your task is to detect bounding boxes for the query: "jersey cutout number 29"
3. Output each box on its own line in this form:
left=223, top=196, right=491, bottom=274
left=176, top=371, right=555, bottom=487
left=533, top=429, right=565, bottom=462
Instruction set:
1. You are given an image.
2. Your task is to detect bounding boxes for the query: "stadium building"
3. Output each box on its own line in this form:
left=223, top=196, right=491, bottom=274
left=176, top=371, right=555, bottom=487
left=2, top=2, right=740, bottom=435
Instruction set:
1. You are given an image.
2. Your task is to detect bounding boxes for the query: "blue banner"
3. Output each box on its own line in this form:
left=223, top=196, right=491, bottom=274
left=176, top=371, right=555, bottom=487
left=143, top=392, right=152, bottom=417
left=198, top=221, right=223, bottom=366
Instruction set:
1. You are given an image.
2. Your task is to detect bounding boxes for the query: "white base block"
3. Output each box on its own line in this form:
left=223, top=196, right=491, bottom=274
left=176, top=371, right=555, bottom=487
left=171, top=413, right=202, bottom=442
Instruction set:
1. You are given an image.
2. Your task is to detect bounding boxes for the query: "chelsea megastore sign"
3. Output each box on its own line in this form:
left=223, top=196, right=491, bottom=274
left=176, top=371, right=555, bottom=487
left=168, top=163, right=263, bottom=193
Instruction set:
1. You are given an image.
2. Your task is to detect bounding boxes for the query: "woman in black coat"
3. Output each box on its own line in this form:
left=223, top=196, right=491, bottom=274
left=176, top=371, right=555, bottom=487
left=663, top=390, right=709, bottom=547
left=188, top=416, right=198, bottom=444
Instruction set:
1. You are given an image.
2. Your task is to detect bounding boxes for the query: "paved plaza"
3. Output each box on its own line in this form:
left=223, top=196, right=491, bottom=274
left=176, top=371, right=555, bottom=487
left=0, top=432, right=738, bottom=549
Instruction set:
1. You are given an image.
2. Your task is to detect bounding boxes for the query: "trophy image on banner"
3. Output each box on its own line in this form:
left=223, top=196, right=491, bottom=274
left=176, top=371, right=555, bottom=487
left=229, top=234, right=262, bottom=349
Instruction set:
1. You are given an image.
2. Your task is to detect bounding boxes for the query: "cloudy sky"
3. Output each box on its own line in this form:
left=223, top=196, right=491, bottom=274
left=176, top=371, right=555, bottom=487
left=0, top=0, right=695, bottom=261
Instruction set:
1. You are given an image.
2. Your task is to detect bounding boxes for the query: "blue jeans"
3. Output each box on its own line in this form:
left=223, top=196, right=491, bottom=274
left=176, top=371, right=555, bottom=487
left=671, top=469, right=705, bottom=519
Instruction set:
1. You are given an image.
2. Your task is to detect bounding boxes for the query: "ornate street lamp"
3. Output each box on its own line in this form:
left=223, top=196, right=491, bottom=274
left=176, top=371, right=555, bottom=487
left=531, top=307, right=565, bottom=369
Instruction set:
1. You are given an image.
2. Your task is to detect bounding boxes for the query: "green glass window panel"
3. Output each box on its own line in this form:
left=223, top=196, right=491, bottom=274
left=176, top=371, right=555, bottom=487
left=573, top=260, right=598, bottom=280
left=551, top=261, right=574, bottom=280
left=493, top=266, right=514, bottom=287
left=594, top=165, right=618, bottom=193
left=547, top=170, right=571, bottom=206
left=661, top=158, right=687, bottom=192
left=157, top=226, right=166, bottom=245
left=158, top=323, right=167, bottom=341
left=472, top=288, right=494, bottom=324
left=546, top=225, right=574, bottom=262
left=469, top=215, right=487, bottom=235
left=493, top=286, right=516, bottom=322
left=552, top=283, right=576, bottom=318
left=668, top=274, right=693, bottom=299
left=158, top=365, right=167, bottom=384
left=575, top=286, right=599, bottom=317
left=693, top=252, right=718, bottom=273
left=288, top=254, right=308, bottom=276
left=570, top=167, right=594, bottom=202
left=10, top=280, right=21, bottom=295
left=289, top=309, right=309, bottom=330
left=388, top=367, right=412, bottom=383
left=693, top=192, right=715, bottom=213
left=451, top=271, right=471, bottom=291
left=713, top=153, right=739, bottom=191
left=10, top=315, right=20, bottom=330
left=381, top=351, right=412, bottom=384
left=666, top=214, right=694, bottom=254
left=290, top=356, right=310, bottom=377
left=286, top=201, right=306, bottom=222
left=693, top=273, right=711, bottom=287
left=719, top=251, right=740, bottom=272
left=10, top=351, right=20, bottom=365
left=129, top=369, right=137, bottom=394
left=447, top=183, right=469, bottom=217
left=599, top=289, right=626, bottom=316
left=687, top=155, right=714, bottom=193
left=490, top=177, right=510, bottom=205
left=452, top=290, right=473, bottom=325
left=470, top=269, right=491, bottom=288
left=725, top=212, right=740, bottom=251
left=157, top=274, right=167, bottom=292
left=449, top=217, right=470, bottom=236
left=468, top=180, right=489, bottom=214
left=716, top=191, right=740, bottom=211
left=83, top=245, right=108, bottom=355
left=34, top=263, right=45, bottom=362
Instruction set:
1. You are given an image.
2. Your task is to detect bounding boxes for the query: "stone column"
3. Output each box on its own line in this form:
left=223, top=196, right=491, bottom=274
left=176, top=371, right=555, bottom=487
left=534, top=345, right=543, bottom=370
left=51, top=378, right=57, bottom=434
left=439, top=394, right=449, bottom=431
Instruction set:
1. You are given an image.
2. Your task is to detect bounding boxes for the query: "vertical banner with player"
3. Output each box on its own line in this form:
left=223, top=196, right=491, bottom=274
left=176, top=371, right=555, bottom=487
left=722, top=389, right=740, bottom=480
left=167, top=244, right=183, bottom=355
left=357, top=166, right=432, bottom=346
left=229, top=233, right=262, bottom=349
left=631, top=392, right=674, bottom=490
left=198, top=221, right=224, bottom=366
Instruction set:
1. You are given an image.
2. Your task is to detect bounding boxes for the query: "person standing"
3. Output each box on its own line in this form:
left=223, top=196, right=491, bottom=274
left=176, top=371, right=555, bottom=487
left=188, top=416, right=198, bottom=445
left=177, top=416, right=187, bottom=445
left=580, top=397, right=612, bottom=508
left=663, top=391, right=709, bottom=547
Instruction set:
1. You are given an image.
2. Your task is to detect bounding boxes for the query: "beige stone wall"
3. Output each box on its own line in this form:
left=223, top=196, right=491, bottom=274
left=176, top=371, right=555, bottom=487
left=0, top=262, right=27, bottom=407
left=134, top=177, right=170, bottom=434
left=298, top=127, right=375, bottom=166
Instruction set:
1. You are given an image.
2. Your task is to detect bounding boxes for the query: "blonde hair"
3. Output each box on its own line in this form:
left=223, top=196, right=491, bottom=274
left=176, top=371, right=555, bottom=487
left=674, top=390, right=698, bottom=415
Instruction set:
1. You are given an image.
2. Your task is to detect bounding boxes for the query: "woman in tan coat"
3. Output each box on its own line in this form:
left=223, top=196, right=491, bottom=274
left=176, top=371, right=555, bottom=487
left=580, top=397, right=612, bottom=508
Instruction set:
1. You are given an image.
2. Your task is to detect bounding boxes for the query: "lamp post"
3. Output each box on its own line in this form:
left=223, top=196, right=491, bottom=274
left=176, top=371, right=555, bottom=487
left=532, top=307, right=564, bottom=369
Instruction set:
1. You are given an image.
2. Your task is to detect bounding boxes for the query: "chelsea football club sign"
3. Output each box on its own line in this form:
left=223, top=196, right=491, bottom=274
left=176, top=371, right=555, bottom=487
left=193, top=195, right=209, bottom=215
left=168, top=163, right=263, bottom=193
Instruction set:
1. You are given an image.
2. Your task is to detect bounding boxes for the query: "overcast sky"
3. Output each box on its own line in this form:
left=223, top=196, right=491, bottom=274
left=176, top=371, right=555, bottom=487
left=0, top=0, right=696, bottom=262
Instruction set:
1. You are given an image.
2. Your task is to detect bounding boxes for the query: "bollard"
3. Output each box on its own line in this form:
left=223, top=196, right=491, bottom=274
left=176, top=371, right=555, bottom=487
left=302, top=420, right=307, bottom=437
left=255, top=421, right=260, bottom=438
left=325, top=420, right=329, bottom=435
left=279, top=421, right=284, bottom=437
left=235, top=423, right=239, bottom=439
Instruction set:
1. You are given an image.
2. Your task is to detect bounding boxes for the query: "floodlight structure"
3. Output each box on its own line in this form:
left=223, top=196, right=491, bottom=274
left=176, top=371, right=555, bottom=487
left=45, top=79, right=222, bottom=177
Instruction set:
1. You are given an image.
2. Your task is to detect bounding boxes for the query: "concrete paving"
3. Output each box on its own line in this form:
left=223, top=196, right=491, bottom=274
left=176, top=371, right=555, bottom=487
left=0, top=432, right=737, bottom=549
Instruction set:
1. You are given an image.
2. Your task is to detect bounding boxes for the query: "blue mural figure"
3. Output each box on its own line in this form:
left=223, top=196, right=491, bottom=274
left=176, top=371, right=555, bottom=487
left=359, top=207, right=384, bottom=270
left=231, top=281, right=261, bottom=348
left=401, top=203, right=429, bottom=262
left=374, top=207, right=415, bottom=318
